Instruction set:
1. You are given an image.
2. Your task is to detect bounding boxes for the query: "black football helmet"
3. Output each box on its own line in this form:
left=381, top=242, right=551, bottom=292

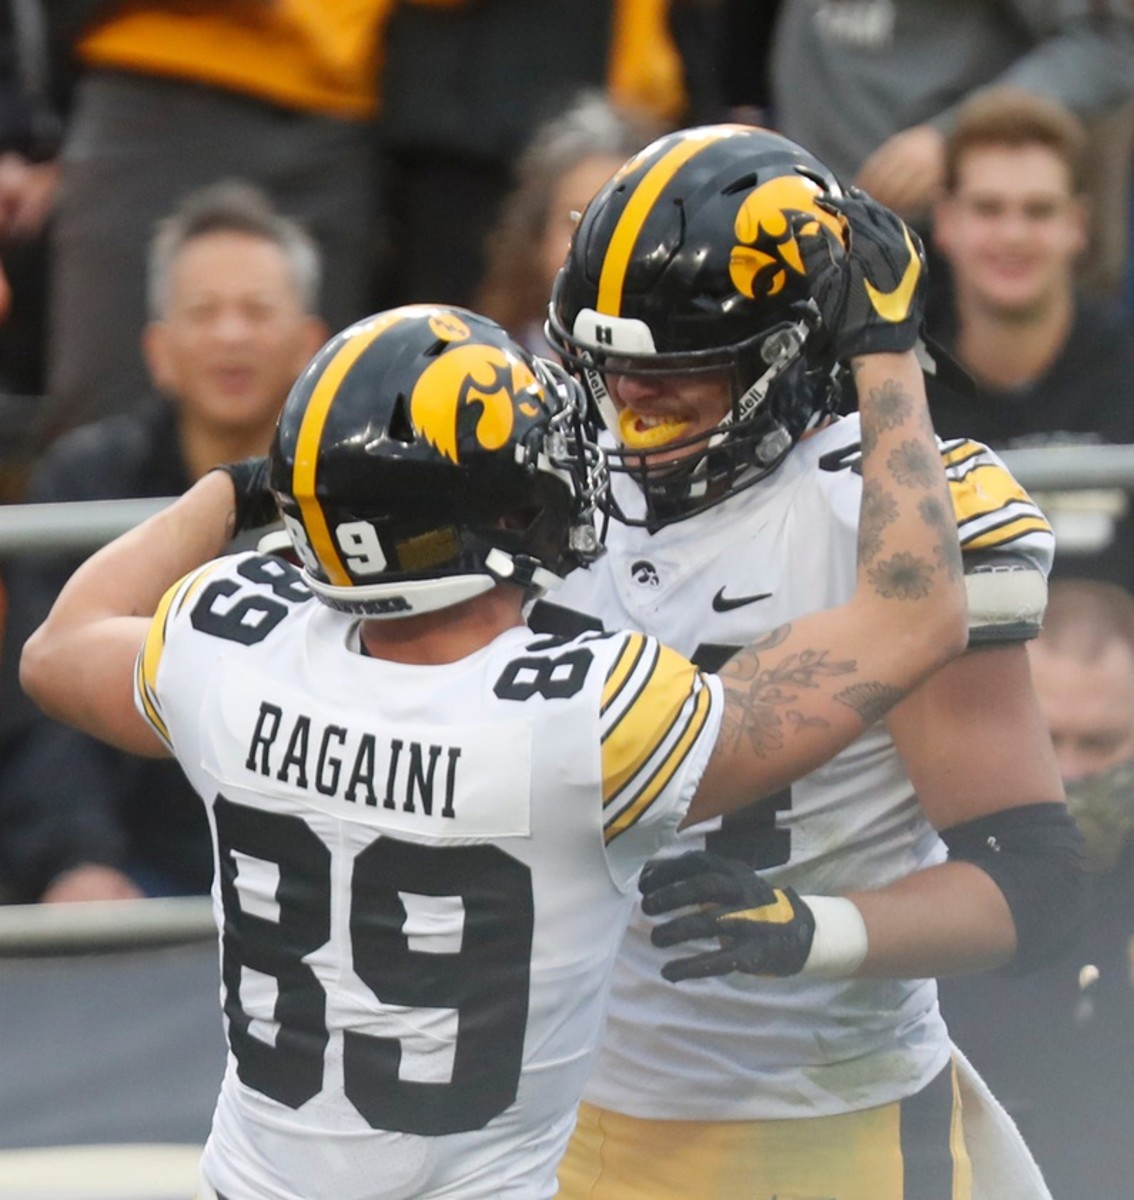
left=547, top=124, right=848, bottom=529
left=269, top=305, right=605, bottom=617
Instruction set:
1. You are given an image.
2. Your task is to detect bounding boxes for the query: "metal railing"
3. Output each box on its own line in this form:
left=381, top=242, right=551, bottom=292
left=1, top=444, right=1133, bottom=555
left=0, top=895, right=215, bottom=956
left=1, top=441, right=1131, bottom=952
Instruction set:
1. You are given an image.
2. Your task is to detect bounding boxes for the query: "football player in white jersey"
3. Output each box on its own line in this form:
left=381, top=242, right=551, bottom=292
left=543, top=125, right=1088, bottom=1200
left=21, top=286, right=966, bottom=1200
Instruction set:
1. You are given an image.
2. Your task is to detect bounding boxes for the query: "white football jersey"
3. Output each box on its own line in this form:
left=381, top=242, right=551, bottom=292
left=545, top=415, right=1055, bottom=1121
left=133, top=551, right=723, bottom=1200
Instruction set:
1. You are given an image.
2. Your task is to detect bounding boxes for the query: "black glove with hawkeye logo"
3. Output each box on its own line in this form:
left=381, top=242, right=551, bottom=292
left=638, top=850, right=817, bottom=981
left=792, top=187, right=927, bottom=363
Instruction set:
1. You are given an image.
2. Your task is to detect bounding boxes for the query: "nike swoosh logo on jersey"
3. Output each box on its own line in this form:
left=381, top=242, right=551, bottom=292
left=864, top=223, right=921, bottom=322
left=712, top=587, right=772, bottom=612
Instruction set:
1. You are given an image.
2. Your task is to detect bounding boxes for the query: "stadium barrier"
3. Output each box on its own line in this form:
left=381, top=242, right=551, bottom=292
left=0, top=444, right=1134, bottom=555
left=0, top=895, right=214, bottom=957
left=0, top=439, right=1130, bottom=958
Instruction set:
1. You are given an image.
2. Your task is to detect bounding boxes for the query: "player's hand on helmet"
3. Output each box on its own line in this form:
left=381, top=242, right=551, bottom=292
left=211, top=455, right=278, bottom=535
left=792, top=187, right=927, bottom=363
left=638, top=850, right=816, bottom=981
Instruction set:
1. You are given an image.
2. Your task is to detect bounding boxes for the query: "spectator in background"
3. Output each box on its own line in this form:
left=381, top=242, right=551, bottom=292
left=474, top=91, right=670, bottom=357
left=928, top=88, right=1134, bottom=590
left=0, top=181, right=326, bottom=904
left=376, top=0, right=723, bottom=309
left=0, top=246, right=9, bottom=319
left=765, top=0, right=1134, bottom=292
left=941, top=579, right=1134, bottom=1200
left=42, top=0, right=392, bottom=435
left=0, top=0, right=72, bottom=402
left=1031, top=583, right=1134, bottom=785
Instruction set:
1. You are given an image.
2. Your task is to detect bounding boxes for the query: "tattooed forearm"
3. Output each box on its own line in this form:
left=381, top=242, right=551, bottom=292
left=858, top=479, right=899, bottom=563
left=867, top=551, right=934, bottom=599
left=918, top=494, right=964, bottom=580
left=854, top=370, right=961, bottom=604
left=834, top=680, right=907, bottom=726
left=859, top=376, right=916, bottom=456
left=719, top=638, right=857, bottom=757
left=887, top=439, right=938, bottom=488
left=858, top=378, right=913, bottom=455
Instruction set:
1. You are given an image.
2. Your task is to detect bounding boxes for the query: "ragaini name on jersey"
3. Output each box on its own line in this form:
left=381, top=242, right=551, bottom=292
left=246, top=699, right=462, bottom=819
left=203, top=664, right=534, bottom=839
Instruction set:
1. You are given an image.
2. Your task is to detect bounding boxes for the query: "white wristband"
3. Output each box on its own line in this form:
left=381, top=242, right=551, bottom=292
left=800, top=895, right=869, bottom=977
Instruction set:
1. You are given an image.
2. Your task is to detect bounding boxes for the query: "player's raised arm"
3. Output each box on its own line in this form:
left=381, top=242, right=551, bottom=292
left=686, top=194, right=968, bottom=827
left=19, top=464, right=264, bottom=755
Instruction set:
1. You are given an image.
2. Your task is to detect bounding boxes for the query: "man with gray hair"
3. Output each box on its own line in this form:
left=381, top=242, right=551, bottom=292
left=0, top=179, right=326, bottom=903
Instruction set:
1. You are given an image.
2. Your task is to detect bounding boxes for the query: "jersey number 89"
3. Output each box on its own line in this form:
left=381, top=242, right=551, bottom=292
left=214, top=795, right=534, bottom=1134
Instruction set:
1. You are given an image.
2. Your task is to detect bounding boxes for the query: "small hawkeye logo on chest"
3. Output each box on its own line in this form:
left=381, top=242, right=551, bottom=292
left=712, top=587, right=772, bottom=612
left=630, top=560, right=660, bottom=587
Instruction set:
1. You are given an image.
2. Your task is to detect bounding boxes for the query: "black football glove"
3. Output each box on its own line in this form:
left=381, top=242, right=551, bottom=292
left=638, top=850, right=815, bottom=982
left=211, top=455, right=279, bottom=535
left=791, top=187, right=927, bottom=363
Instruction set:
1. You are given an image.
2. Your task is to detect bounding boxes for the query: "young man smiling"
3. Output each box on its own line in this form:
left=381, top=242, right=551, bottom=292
left=929, top=87, right=1134, bottom=587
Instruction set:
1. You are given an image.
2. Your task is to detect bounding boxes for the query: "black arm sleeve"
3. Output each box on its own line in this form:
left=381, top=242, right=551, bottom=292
left=940, top=802, right=1090, bottom=975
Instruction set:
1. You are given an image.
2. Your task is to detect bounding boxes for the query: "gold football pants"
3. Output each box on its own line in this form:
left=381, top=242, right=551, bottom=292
left=558, top=1060, right=972, bottom=1200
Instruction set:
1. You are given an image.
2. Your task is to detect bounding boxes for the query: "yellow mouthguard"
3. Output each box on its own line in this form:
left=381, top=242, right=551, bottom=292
left=617, top=408, right=692, bottom=450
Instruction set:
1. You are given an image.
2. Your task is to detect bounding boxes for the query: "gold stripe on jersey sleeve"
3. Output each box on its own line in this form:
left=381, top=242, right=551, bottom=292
left=135, top=560, right=227, bottom=750
left=293, top=310, right=407, bottom=587
left=940, top=439, right=986, bottom=472
left=597, top=128, right=734, bottom=316
left=134, top=652, right=171, bottom=751
left=961, top=512, right=1053, bottom=550
left=602, top=640, right=685, bottom=800
left=601, top=631, right=648, bottom=717
left=135, top=576, right=183, bottom=748
left=943, top=441, right=1052, bottom=548
left=604, top=678, right=713, bottom=844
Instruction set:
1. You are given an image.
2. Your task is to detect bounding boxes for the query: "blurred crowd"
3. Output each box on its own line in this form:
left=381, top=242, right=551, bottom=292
left=0, top=2, right=1133, bottom=1195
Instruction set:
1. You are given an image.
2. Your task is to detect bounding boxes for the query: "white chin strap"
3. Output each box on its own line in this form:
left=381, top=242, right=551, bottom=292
left=484, top=547, right=563, bottom=596
left=307, top=549, right=561, bottom=619
left=309, top=572, right=497, bottom=618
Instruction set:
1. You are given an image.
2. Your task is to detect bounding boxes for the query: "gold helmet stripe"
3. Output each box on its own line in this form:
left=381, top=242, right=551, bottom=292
left=293, top=310, right=408, bottom=586
left=596, top=126, right=742, bottom=317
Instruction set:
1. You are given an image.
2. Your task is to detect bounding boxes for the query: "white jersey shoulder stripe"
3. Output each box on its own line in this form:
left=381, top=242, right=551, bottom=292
left=603, top=674, right=713, bottom=844
left=600, top=635, right=715, bottom=843
left=600, top=633, right=657, bottom=737
left=600, top=631, right=650, bottom=720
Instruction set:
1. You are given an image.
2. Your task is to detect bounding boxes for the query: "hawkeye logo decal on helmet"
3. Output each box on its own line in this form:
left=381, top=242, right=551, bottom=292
left=864, top=222, right=922, bottom=323
left=729, top=176, right=844, bottom=300
left=411, top=344, right=541, bottom=464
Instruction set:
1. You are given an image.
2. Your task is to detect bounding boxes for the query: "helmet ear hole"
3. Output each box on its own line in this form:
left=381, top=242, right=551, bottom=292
left=497, top=507, right=538, bottom=534
left=388, top=393, right=415, bottom=444
left=722, top=171, right=759, bottom=196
